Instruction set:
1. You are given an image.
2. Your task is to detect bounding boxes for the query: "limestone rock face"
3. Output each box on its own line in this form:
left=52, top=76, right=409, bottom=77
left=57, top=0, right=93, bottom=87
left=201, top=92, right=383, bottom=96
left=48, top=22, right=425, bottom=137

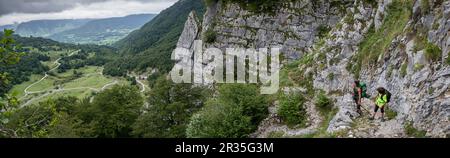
left=201, top=1, right=355, bottom=61
left=176, top=0, right=450, bottom=137
left=177, top=11, right=201, bottom=49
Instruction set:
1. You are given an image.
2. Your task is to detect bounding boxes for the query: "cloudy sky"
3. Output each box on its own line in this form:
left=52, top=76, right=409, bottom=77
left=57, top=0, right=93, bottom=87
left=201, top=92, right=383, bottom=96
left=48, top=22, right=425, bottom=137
left=0, top=0, right=178, bottom=25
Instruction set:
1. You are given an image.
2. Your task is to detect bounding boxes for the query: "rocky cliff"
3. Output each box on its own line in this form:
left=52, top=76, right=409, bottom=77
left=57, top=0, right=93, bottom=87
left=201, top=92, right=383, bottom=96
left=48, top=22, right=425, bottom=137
left=176, top=0, right=450, bottom=138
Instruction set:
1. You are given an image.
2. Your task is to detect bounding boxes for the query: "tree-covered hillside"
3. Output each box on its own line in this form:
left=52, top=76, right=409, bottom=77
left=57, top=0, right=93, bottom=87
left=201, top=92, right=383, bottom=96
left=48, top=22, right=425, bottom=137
left=15, top=19, right=91, bottom=38
left=50, top=14, right=157, bottom=45
left=106, top=0, right=206, bottom=76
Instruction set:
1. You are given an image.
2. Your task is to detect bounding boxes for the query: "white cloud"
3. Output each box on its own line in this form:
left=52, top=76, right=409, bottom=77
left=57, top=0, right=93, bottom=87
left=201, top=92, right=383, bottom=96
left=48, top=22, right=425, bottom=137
left=0, top=0, right=177, bottom=25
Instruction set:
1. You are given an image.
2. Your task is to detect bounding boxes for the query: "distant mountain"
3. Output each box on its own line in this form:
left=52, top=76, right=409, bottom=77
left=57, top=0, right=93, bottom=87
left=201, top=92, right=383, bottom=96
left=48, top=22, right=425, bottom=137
left=0, top=24, right=17, bottom=31
left=107, top=0, right=205, bottom=74
left=15, top=19, right=91, bottom=37
left=0, top=14, right=156, bottom=45
left=50, top=14, right=157, bottom=45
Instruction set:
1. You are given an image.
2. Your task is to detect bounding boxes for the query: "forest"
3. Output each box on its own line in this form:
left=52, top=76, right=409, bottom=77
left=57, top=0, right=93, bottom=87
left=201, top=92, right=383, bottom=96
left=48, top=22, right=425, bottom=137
left=1, top=27, right=272, bottom=138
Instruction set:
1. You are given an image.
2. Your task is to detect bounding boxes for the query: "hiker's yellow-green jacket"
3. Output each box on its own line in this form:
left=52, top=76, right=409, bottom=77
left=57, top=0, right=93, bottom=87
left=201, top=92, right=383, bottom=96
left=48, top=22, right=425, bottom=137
left=375, top=94, right=388, bottom=108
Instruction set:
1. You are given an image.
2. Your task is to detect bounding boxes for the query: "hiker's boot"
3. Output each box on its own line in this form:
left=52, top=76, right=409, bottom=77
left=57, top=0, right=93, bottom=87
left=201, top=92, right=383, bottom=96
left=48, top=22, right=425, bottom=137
left=381, top=117, right=385, bottom=122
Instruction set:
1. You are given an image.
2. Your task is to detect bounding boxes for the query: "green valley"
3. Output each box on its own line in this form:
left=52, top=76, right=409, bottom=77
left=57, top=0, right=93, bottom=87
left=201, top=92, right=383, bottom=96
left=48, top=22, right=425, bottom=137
left=0, top=32, right=135, bottom=108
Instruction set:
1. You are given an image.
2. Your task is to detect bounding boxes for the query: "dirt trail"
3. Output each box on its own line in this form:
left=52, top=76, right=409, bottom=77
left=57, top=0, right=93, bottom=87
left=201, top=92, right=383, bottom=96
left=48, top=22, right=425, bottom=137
left=127, top=73, right=148, bottom=93
left=342, top=99, right=406, bottom=138
left=252, top=89, right=407, bottom=138
left=22, top=51, right=78, bottom=99
left=136, top=79, right=146, bottom=93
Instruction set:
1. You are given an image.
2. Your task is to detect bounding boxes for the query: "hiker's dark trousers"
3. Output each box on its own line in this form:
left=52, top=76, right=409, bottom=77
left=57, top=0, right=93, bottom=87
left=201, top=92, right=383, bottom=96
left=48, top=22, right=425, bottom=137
left=353, top=97, right=361, bottom=110
left=374, top=105, right=385, bottom=113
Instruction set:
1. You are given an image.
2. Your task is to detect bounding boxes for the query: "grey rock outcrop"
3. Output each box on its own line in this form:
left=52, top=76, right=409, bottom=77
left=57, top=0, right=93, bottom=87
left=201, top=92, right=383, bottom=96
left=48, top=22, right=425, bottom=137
left=175, top=0, right=450, bottom=137
left=177, top=11, right=201, bottom=49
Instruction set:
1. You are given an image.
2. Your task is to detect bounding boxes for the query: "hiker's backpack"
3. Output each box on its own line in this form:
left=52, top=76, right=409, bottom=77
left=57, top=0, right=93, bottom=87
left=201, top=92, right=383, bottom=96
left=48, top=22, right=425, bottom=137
left=359, top=83, right=370, bottom=98
left=385, top=90, right=392, bottom=103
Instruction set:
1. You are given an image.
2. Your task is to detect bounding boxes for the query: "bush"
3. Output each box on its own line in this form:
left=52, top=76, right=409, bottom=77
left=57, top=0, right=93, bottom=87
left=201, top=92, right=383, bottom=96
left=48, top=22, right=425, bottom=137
left=343, top=15, right=355, bottom=25
left=317, top=25, right=331, bottom=38
left=414, top=63, right=424, bottom=72
left=425, top=42, right=442, bottom=62
left=400, top=61, right=408, bottom=77
left=385, top=108, right=397, bottom=120
left=204, top=29, right=217, bottom=43
left=413, top=35, right=427, bottom=53
left=267, top=131, right=285, bottom=138
left=186, top=84, right=269, bottom=138
left=420, top=0, right=430, bottom=14
left=186, top=100, right=253, bottom=138
left=315, top=91, right=333, bottom=116
left=404, top=121, right=427, bottom=138
left=278, top=92, right=307, bottom=127
left=217, top=84, right=269, bottom=126
left=327, top=73, right=335, bottom=81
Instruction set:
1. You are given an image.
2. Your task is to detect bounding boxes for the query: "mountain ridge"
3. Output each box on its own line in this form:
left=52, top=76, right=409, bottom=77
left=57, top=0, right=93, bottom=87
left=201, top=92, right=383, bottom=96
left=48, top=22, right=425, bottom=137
left=49, top=14, right=156, bottom=45
left=1, top=14, right=157, bottom=45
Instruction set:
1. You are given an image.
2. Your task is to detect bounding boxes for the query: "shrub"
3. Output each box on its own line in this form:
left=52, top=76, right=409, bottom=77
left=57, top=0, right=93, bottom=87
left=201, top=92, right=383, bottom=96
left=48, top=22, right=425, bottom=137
left=385, top=108, right=397, bottom=120
left=424, top=42, right=442, bottom=62
left=420, top=0, right=430, bottom=14
left=315, top=91, right=333, bottom=116
left=267, top=131, right=285, bottom=138
left=186, top=100, right=253, bottom=138
left=432, top=21, right=440, bottom=30
left=204, top=29, right=217, bottom=44
left=186, top=84, right=269, bottom=138
left=400, top=61, right=408, bottom=77
left=413, top=35, right=427, bottom=53
left=317, top=25, right=331, bottom=38
left=327, top=73, right=335, bottom=81
left=277, top=92, right=307, bottom=127
left=414, top=63, right=424, bottom=72
left=404, top=121, right=427, bottom=138
left=217, top=84, right=269, bottom=126
left=343, top=16, right=355, bottom=25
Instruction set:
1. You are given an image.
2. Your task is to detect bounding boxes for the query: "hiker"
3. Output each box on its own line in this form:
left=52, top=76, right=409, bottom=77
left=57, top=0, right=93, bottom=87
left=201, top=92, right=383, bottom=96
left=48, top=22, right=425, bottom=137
left=370, top=87, right=390, bottom=122
left=352, top=80, right=367, bottom=115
